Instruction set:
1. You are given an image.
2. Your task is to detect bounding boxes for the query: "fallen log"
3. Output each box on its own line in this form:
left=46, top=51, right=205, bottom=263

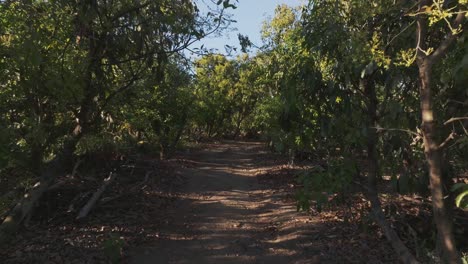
left=369, top=195, right=420, bottom=264
left=67, top=191, right=92, bottom=213
left=0, top=137, right=80, bottom=245
left=76, top=172, right=118, bottom=220
left=0, top=163, right=62, bottom=245
left=353, top=180, right=420, bottom=264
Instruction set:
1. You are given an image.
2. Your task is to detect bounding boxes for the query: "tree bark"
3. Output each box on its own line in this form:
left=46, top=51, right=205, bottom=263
left=417, top=60, right=460, bottom=264
left=414, top=4, right=464, bottom=262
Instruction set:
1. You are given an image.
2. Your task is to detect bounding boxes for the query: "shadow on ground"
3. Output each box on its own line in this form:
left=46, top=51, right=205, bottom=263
left=128, top=141, right=396, bottom=264
left=1, top=141, right=398, bottom=264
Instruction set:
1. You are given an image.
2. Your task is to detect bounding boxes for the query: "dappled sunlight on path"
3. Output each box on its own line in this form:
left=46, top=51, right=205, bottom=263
left=129, top=141, right=322, bottom=264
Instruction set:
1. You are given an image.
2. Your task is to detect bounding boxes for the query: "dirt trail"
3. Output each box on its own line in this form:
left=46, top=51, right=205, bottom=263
left=129, top=141, right=321, bottom=264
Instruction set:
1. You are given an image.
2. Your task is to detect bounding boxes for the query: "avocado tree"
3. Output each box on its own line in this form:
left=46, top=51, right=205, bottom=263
left=300, top=1, right=423, bottom=262
left=0, top=0, right=236, bottom=242
left=410, top=1, right=467, bottom=262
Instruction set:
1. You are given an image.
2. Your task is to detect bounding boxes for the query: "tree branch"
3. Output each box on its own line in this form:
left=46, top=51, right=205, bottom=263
left=444, top=117, right=468, bottom=125
left=460, top=121, right=468, bottom=136
left=438, top=131, right=457, bottom=150
left=429, top=11, right=466, bottom=63
left=372, top=126, right=420, bottom=136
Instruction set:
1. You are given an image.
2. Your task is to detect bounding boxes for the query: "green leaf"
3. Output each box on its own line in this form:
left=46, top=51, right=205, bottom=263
left=451, top=183, right=468, bottom=192
left=455, top=190, right=468, bottom=208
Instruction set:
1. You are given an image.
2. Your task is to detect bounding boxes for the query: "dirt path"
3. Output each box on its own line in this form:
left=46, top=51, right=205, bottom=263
left=129, top=141, right=322, bottom=264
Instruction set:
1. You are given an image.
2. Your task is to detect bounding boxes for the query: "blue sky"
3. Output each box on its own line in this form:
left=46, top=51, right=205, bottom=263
left=191, top=0, right=303, bottom=56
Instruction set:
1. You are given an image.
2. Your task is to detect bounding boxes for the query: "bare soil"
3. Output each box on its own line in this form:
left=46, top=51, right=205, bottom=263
left=129, top=141, right=323, bottom=264
left=2, top=141, right=410, bottom=263
left=128, top=141, right=397, bottom=264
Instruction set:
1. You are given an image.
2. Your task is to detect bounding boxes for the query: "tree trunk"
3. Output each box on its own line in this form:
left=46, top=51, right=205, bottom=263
left=418, top=61, right=460, bottom=264
left=362, top=77, right=419, bottom=264
left=413, top=3, right=465, bottom=262
left=233, top=112, right=246, bottom=139
left=0, top=0, right=101, bottom=244
left=30, top=143, right=44, bottom=173
left=167, top=124, right=185, bottom=158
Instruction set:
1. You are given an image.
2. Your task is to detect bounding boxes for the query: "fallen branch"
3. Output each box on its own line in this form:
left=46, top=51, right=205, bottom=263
left=369, top=195, right=420, bottom=264
left=76, top=172, right=118, bottom=220
left=0, top=125, right=82, bottom=244
left=67, top=191, right=91, bottom=213
left=1, top=162, right=75, bottom=234
left=353, top=180, right=420, bottom=264
left=99, top=170, right=153, bottom=205
left=0, top=178, right=54, bottom=245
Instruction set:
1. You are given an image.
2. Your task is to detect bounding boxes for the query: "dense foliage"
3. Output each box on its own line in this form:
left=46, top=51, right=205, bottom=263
left=0, top=0, right=467, bottom=263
